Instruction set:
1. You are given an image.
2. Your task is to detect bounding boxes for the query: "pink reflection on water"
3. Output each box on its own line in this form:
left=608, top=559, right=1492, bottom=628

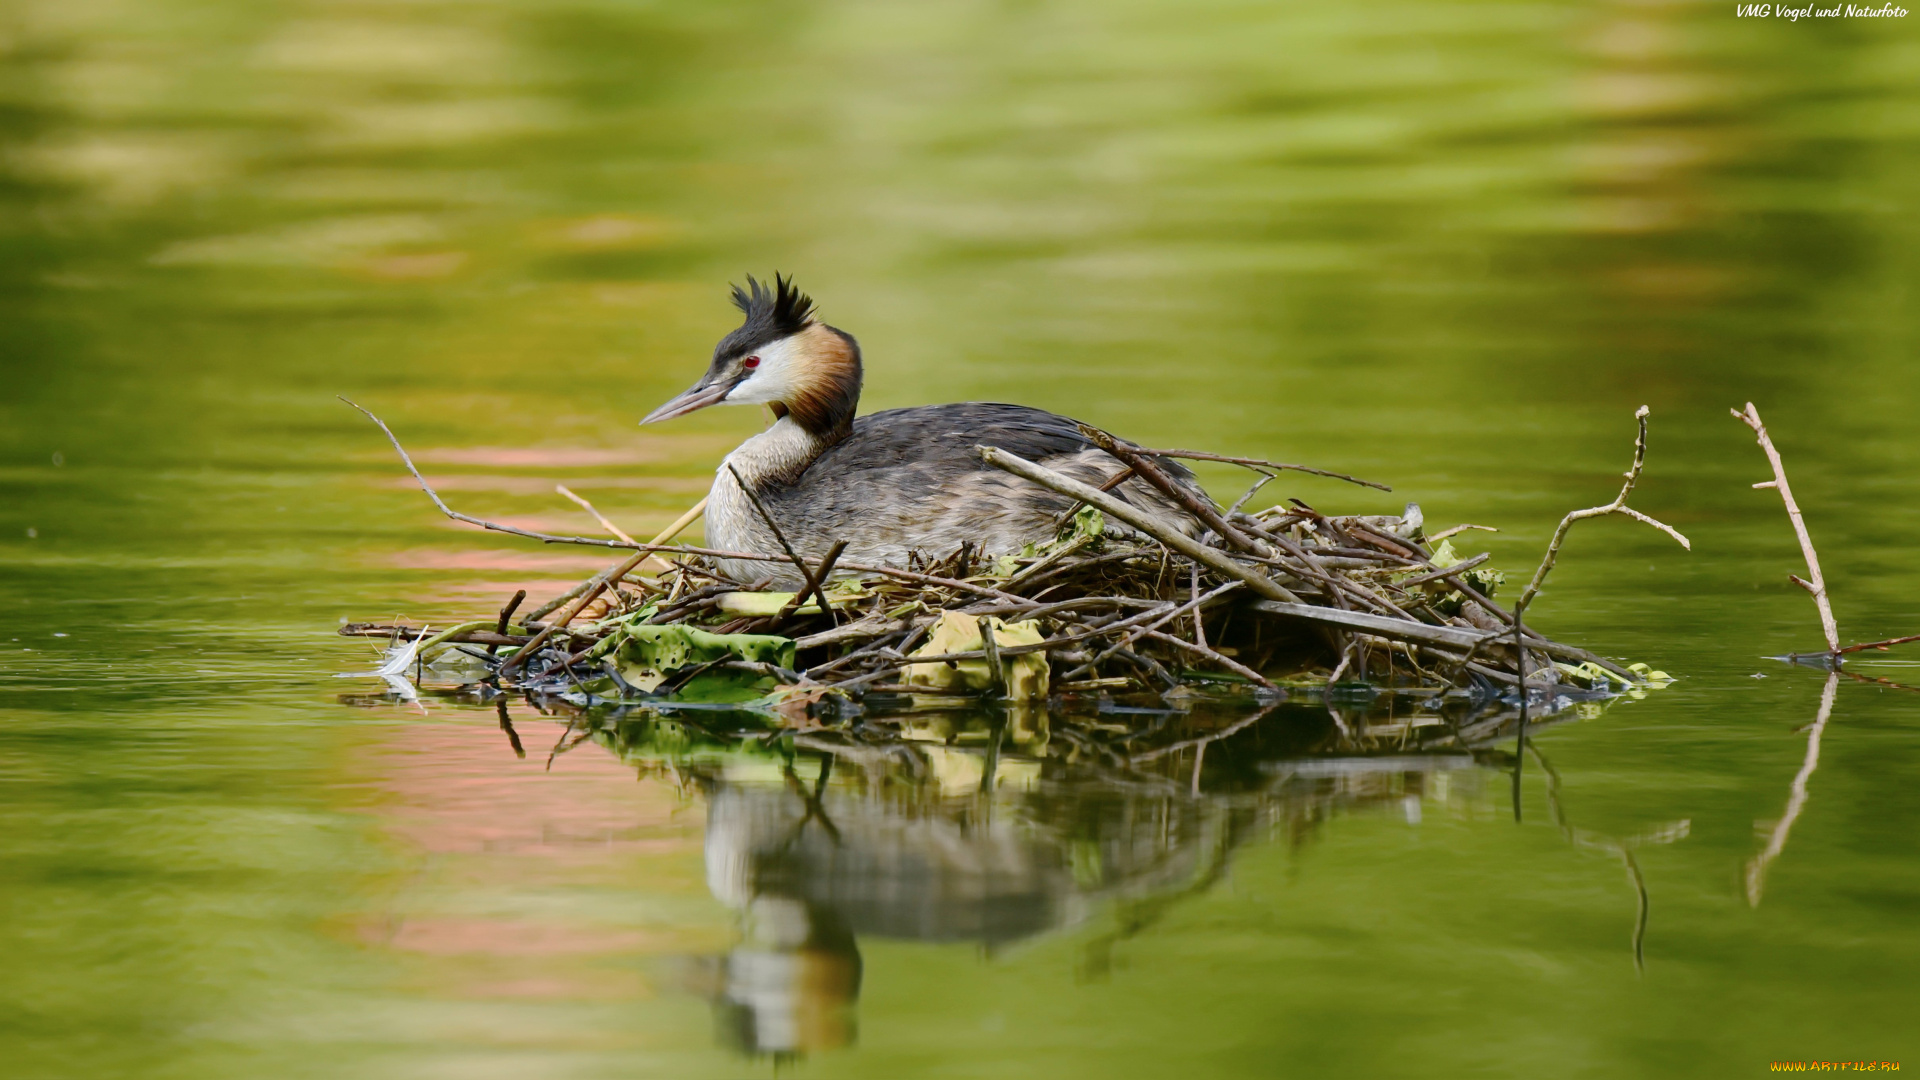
left=382, top=919, right=664, bottom=956
left=391, top=577, right=574, bottom=612
left=388, top=474, right=712, bottom=495
left=372, top=721, right=692, bottom=857
left=419, top=446, right=661, bottom=468
left=408, top=438, right=732, bottom=468
left=342, top=715, right=725, bottom=1003
left=385, top=547, right=615, bottom=574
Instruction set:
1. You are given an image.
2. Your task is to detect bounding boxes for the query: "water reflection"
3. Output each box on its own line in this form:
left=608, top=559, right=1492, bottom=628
left=1744, top=670, right=1839, bottom=908
left=693, top=890, right=862, bottom=1058
left=1529, top=741, right=1690, bottom=972
left=547, top=696, right=1602, bottom=1058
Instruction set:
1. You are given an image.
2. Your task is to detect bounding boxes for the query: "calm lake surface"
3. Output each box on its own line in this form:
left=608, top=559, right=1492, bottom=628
left=3, top=1, right=1918, bottom=1076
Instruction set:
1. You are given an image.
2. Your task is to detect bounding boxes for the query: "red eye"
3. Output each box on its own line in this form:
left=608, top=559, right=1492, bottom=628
left=743, top=356, right=760, bottom=370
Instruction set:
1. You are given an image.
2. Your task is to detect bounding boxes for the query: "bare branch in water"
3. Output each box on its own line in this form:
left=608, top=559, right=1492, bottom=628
left=1515, top=406, right=1691, bottom=623
left=1732, top=402, right=1840, bottom=655
left=1837, top=633, right=1920, bottom=656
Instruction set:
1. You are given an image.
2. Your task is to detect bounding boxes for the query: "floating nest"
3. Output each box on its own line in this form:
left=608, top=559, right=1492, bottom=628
left=340, top=404, right=1683, bottom=759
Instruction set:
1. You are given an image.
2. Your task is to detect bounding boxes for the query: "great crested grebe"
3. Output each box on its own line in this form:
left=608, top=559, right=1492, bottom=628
left=642, top=276, right=1211, bottom=585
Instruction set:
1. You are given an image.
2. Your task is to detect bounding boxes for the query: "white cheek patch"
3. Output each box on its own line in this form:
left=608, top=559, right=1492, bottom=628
left=723, top=335, right=802, bottom=405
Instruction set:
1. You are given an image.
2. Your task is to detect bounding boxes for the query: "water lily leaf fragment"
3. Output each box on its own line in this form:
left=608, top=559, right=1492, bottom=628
left=714, top=591, right=798, bottom=616
left=904, top=610, right=1050, bottom=699
left=1399, top=538, right=1505, bottom=614
left=1627, top=661, right=1675, bottom=685
left=600, top=622, right=795, bottom=694
left=1068, top=504, right=1106, bottom=542
left=713, top=584, right=865, bottom=616
left=1554, top=660, right=1630, bottom=688
left=1554, top=659, right=1674, bottom=692
left=991, top=507, right=1107, bottom=578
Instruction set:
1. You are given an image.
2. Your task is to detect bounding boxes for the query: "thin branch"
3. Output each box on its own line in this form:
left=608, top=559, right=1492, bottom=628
left=1132, top=447, right=1392, bottom=492
left=977, top=616, right=1006, bottom=695
left=1064, top=581, right=1244, bottom=680
left=486, top=589, right=527, bottom=658
left=556, top=484, right=637, bottom=544
left=1190, top=562, right=1207, bottom=650
left=727, top=463, right=840, bottom=620
left=1514, top=406, right=1692, bottom=622
left=1048, top=466, right=1139, bottom=533
left=1732, top=403, right=1840, bottom=655
left=341, top=396, right=632, bottom=550
left=1225, top=472, right=1276, bottom=518
left=1003, top=532, right=1097, bottom=591
left=527, top=497, right=704, bottom=620
left=1137, top=627, right=1276, bottom=689
left=978, top=444, right=1306, bottom=605
left=1426, top=523, right=1498, bottom=542
left=1514, top=616, right=1528, bottom=822
left=345, top=398, right=1015, bottom=611
left=1393, top=552, right=1490, bottom=588
left=774, top=539, right=847, bottom=627
left=344, top=396, right=701, bottom=635
left=1837, top=633, right=1920, bottom=656
left=1079, top=425, right=1266, bottom=554
left=503, top=546, right=654, bottom=676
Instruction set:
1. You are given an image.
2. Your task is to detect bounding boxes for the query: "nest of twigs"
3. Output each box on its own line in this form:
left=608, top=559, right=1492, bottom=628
left=340, top=402, right=1683, bottom=752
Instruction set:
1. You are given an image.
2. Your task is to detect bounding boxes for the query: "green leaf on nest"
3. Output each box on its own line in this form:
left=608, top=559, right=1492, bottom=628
left=592, top=621, right=796, bottom=696
left=1398, top=538, right=1505, bottom=615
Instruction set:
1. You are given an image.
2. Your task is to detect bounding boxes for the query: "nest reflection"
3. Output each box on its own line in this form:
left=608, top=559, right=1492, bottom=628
left=338, top=678, right=1646, bottom=1059
left=583, top=694, right=1572, bottom=1059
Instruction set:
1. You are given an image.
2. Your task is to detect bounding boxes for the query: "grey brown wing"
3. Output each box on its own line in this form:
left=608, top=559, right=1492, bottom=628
left=816, top=402, right=1205, bottom=486
left=766, top=402, right=1211, bottom=557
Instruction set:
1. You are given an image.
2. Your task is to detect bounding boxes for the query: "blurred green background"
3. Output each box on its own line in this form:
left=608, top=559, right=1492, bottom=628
left=2, top=0, right=1917, bottom=1076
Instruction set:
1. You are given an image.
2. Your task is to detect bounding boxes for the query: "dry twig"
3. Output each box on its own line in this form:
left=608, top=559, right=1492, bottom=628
left=978, top=444, right=1304, bottom=605
left=556, top=484, right=637, bottom=545
left=1513, top=406, right=1691, bottom=626
left=1732, top=403, right=1840, bottom=654
left=1132, top=447, right=1392, bottom=492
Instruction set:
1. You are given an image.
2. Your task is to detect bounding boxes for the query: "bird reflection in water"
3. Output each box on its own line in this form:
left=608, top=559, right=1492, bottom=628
left=591, top=699, right=1546, bottom=1059
left=691, top=891, right=863, bottom=1058
left=338, top=676, right=1669, bottom=1056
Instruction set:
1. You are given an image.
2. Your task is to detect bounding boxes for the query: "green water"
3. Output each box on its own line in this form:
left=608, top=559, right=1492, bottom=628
left=4, top=0, right=1919, bottom=1075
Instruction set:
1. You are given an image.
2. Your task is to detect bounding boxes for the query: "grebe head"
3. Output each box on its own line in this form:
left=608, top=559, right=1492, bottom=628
left=641, top=274, right=863, bottom=438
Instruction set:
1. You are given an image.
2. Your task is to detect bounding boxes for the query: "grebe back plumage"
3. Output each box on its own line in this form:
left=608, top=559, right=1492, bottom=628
left=642, top=276, right=1212, bottom=586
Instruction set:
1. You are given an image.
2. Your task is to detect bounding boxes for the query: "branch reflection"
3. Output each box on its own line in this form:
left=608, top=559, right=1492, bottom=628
left=1527, top=741, right=1689, bottom=972
left=1745, top=670, right=1840, bottom=907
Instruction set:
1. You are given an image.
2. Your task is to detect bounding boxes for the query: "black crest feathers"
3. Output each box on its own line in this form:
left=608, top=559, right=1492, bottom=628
left=719, top=274, right=816, bottom=358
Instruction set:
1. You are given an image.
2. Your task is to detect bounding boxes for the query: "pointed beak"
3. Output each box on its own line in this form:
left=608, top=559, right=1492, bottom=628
left=640, top=377, right=733, bottom=425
